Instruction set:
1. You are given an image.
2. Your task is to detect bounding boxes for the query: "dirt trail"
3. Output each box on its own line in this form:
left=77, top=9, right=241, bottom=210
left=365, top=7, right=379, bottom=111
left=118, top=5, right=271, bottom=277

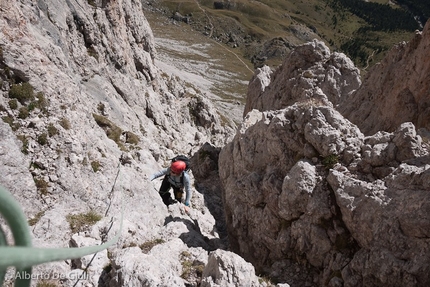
left=194, top=0, right=214, bottom=37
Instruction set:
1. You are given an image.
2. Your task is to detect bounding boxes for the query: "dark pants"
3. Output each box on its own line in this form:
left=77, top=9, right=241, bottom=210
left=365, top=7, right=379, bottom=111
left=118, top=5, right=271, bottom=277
left=159, top=175, right=183, bottom=206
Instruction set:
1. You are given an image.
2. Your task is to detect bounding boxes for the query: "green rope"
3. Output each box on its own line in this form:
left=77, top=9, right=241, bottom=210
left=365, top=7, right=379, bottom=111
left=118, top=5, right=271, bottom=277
left=0, top=225, right=8, bottom=283
left=0, top=169, right=123, bottom=286
left=0, top=185, right=33, bottom=287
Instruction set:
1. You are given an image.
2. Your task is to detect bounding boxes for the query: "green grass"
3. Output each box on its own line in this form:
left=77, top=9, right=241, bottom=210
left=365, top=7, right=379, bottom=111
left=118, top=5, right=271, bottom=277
left=8, top=82, right=35, bottom=105
left=66, top=211, right=102, bottom=233
left=322, top=154, right=339, bottom=169
left=139, top=238, right=165, bottom=253
left=47, top=123, right=59, bottom=137
left=37, top=133, right=48, bottom=145
left=151, top=0, right=423, bottom=69
left=17, top=135, right=29, bottom=154
left=179, top=250, right=205, bottom=280
left=34, top=178, right=49, bottom=195
left=28, top=210, right=46, bottom=226
left=36, top=281, right=58, bottom=287
left=91, top=160, right=101, bottom=172
left=59, top=117, right=71, bottom=130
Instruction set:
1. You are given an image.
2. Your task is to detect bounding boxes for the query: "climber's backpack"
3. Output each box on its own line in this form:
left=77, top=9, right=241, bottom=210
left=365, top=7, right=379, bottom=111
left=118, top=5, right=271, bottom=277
left=171, top=155, right=191, bottom=172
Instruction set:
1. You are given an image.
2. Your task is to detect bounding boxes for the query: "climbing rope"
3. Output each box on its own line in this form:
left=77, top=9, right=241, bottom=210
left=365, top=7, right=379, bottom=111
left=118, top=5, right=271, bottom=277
left=0, top=163, right=124, bottom=287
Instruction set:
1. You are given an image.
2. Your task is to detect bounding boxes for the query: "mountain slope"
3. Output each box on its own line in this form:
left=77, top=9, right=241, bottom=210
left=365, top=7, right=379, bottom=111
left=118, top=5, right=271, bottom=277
left=144, top=0, right=429, bottom=69
left=0, top=0, right=252, bottom=286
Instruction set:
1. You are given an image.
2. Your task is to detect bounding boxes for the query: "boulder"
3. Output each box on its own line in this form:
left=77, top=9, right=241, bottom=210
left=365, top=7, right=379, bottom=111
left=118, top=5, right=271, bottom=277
left=219, top=103, right=430, bottom=286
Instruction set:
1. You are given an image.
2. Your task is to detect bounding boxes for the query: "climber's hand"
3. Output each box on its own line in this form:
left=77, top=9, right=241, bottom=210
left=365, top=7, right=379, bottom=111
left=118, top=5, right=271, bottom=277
left=184, top=205, right=190, bottom=214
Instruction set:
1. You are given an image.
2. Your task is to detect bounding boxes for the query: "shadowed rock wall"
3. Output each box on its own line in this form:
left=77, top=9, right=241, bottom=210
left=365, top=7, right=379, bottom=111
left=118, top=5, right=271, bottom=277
left=220, top=20, right=430, bottom=286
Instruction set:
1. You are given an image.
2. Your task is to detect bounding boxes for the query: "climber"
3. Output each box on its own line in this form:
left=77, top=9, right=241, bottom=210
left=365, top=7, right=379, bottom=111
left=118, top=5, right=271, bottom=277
left=149, top=160, right=192, bottom=212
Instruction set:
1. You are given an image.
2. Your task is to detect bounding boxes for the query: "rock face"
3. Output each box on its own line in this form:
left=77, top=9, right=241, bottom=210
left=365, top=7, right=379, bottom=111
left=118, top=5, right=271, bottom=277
left=201, top=249, right=261, bottom=287
left=0, top=0, right=260, bottom=286
left=244, top=40, right=361, bottom=117
left=339, top=20, right=430, bottom=135
left=190, top=142, right=228, bottom=246
left=220, top=21, right=430, bottom=287
left=2, top=0, right=430, bottom=286
left=220, top=107, right=430, bottom=286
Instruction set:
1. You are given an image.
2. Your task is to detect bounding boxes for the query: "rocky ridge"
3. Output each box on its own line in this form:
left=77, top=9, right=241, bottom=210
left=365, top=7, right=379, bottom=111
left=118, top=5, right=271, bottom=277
left=340, top=20, right=430, bottom=135
left=217, top=20, right=430, bottom=287
left=244, top=40, right=362, bottom=117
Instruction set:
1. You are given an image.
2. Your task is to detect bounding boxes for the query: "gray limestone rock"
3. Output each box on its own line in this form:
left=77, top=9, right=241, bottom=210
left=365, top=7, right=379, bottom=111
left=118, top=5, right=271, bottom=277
left=339, top=20, right=430, bottom=135
left=0, top=0, right=236, bottom=286
left=201, top=249, right=261, bottom=287
left=244, top=40, right=361, bottom=117
left=220, top=101, right=430, bottom=285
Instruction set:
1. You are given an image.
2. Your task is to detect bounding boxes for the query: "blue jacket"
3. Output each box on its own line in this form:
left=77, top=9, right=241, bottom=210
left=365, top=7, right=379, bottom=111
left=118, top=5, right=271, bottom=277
left=150, top=167, right=192, bottom=206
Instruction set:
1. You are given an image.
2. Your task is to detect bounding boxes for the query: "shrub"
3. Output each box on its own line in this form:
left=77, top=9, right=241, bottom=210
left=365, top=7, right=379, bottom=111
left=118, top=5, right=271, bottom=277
left=37, top=133, right=48, bottom=145
left=181, top=259, right=193, bottom=279
left=24, top=92, right=49, bottom=114
left=27, top=101, right=37, bottom=112
left=9, top=82, right=35, bottom=104
left=28, top=210, right=45, bottom=226
left=47, top=123, right=59, bottom=137
left=8, top=99, right=18, bottom=109
left=66, top=211, right=102, bottom=233
left=34, top=178, right=49, bottom=195
left=2, top=115, right=21, bottom=131
left=18, top=107, right=29, bottom=119
left=139, top=239, right=165, bottom=253
left=17, top=135, right=29, bottom=154
left=180, top=251, right=205, bottom=280
left=91, top=160, right=101, bottom=172
left=93, top=114, right=125, bottom=150
left=258, top=276, right=273, bottom=285
left=322, top=154, right=339, bottom=169
left=124, top=131, right=140, bottom=145
left=36, top=92, right=49, bottom=113
left=59, top=117, right=71, bottom=130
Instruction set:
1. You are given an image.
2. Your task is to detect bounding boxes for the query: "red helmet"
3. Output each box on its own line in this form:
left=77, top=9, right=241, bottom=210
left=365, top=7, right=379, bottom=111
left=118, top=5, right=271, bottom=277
left=170, top=161, right=186, bottom=174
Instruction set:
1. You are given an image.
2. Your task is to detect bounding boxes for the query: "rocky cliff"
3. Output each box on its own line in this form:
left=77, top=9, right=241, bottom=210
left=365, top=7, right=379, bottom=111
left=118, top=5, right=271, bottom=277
left=340, top=20, right=430, bottom=135
left=1, top=0, right=430, bottom=287
left=219, top=20, right=430, bottom=287
left=0, top=0, right=264, bottom=286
